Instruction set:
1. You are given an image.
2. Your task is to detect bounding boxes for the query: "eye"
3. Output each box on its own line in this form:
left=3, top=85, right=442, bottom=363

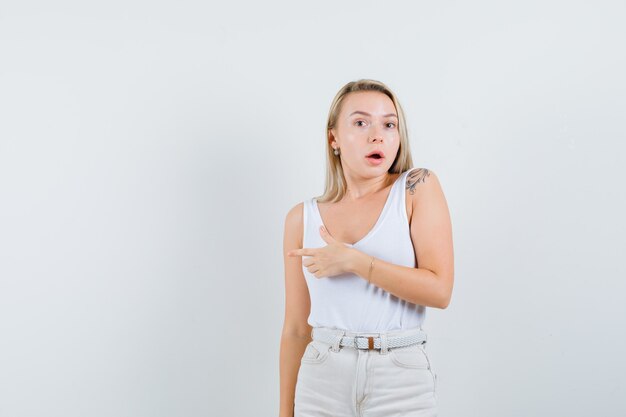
left=355, top=120, right=366, bottom=127
left=386, top=122, right=396, bottom=128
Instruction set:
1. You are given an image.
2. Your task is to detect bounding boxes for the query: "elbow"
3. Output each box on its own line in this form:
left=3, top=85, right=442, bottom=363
left=436, top=292, right=451, bottom=309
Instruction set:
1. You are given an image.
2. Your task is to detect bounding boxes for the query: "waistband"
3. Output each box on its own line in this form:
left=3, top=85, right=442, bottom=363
left=311, top=325, right=427, bottom=352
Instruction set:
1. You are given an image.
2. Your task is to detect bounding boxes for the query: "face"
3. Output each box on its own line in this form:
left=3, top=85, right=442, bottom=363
left=329, top=91, right=400, bottom=177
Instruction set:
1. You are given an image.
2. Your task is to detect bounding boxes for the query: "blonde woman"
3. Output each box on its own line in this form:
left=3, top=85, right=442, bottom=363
left=280, top=79, right=454, bottom=417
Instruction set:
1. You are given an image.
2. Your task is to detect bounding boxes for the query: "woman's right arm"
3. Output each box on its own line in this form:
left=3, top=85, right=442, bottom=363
left=279, top=203, right=313, bottom=417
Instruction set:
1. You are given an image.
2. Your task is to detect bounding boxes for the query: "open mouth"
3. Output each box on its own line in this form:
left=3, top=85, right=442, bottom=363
left=365, top=150, right=385, bottom=165
left=365, top=150, right=385, bottom=160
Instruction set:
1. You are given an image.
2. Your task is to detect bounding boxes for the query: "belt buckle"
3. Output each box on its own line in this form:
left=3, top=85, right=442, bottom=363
left=354, top=335, right=375, bottom=350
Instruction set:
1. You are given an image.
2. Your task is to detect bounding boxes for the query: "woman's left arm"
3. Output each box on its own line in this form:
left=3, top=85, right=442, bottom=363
left=348, top=169, right=454, bottom=309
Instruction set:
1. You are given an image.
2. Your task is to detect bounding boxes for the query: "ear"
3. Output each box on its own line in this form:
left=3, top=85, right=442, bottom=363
left=328, top=128, right=336, bottom=144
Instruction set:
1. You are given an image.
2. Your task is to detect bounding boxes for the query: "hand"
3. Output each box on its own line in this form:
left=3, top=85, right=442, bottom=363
left=287, top=225, right=355, bottom=278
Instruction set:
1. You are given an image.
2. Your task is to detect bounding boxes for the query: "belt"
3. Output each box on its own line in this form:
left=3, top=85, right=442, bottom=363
left=312, top=327, right=427, bottom=351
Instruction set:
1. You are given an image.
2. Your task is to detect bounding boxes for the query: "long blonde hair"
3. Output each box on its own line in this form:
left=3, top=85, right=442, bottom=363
left=316, top=79, right=415, bottom=203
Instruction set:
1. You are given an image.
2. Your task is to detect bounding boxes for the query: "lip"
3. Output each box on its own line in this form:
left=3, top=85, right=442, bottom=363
left=365, top=155, right=385, bottom=166
left=365, top=149, right=385, bottom=158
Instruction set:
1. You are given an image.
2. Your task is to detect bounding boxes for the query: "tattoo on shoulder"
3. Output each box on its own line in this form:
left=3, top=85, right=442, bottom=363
left=406, top=168, right=430, bottom=195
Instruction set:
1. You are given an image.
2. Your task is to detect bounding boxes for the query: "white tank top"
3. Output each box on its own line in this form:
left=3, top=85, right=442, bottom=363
left=302, top=168, right=426, bottom=333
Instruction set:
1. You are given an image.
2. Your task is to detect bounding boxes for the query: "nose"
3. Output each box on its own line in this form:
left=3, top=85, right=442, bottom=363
left=368, top=125, right=385, bottom=143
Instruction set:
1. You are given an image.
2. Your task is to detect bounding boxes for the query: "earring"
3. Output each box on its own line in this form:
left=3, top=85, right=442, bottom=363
left=333, top=147, right=340, bottom=156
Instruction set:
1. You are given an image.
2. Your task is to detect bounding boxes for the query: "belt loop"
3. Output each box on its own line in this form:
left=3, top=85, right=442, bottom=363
left=380, top=332, right=389, bottom=355
left=331, top=328, right=345, bottom=352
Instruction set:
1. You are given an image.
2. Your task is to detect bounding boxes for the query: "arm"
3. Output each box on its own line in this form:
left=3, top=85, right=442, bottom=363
left=348, top=169, right=454, bottom=309
left=279, top=203, right=313, bottom=417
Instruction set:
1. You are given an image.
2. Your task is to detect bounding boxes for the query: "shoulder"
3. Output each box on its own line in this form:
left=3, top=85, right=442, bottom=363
left=283, top=201, right=306, bottom=249
left=404, top=168, right=445, bottom=207
left=284, top=201, right=305, bottom=229
left=404, top=168, right=436, bottom=195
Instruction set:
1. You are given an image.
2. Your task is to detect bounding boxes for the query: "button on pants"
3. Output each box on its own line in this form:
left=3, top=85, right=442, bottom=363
left=294, top=326, right=438, bottom=417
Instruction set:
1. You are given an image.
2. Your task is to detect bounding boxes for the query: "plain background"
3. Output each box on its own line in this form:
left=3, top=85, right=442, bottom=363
left=1, top=1, right=625, bottom=416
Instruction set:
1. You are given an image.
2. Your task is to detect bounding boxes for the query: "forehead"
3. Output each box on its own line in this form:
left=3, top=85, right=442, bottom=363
left=341, top=91, right=396, bottom=116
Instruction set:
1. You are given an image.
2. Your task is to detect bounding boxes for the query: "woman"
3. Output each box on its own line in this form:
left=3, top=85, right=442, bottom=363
left=279, top=79, right=454, bottom=417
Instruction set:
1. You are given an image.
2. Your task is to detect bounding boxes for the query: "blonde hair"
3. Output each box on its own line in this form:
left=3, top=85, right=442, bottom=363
left=316, top=79, right=415, bottom=203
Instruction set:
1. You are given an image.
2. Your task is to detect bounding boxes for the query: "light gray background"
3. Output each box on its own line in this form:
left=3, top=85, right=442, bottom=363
left=1, top=1, right=624, bottom=416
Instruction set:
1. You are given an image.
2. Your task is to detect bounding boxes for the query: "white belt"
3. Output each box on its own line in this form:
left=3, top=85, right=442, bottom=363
left=312, top=327, right=427, bottom=350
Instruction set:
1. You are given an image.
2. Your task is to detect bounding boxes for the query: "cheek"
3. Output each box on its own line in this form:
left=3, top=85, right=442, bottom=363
left=388, top=131, right=400, bottom=142
left=340, top=135, right=364, bottom=154
left=342, top=130, right=363, bottom=142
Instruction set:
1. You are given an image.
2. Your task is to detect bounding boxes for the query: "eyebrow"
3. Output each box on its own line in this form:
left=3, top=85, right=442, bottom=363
left=349, top=110, right=398, bottom=119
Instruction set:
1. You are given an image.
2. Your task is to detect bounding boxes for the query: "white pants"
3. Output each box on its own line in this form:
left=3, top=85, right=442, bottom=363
left=294, top=326, right=438, bottom=417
